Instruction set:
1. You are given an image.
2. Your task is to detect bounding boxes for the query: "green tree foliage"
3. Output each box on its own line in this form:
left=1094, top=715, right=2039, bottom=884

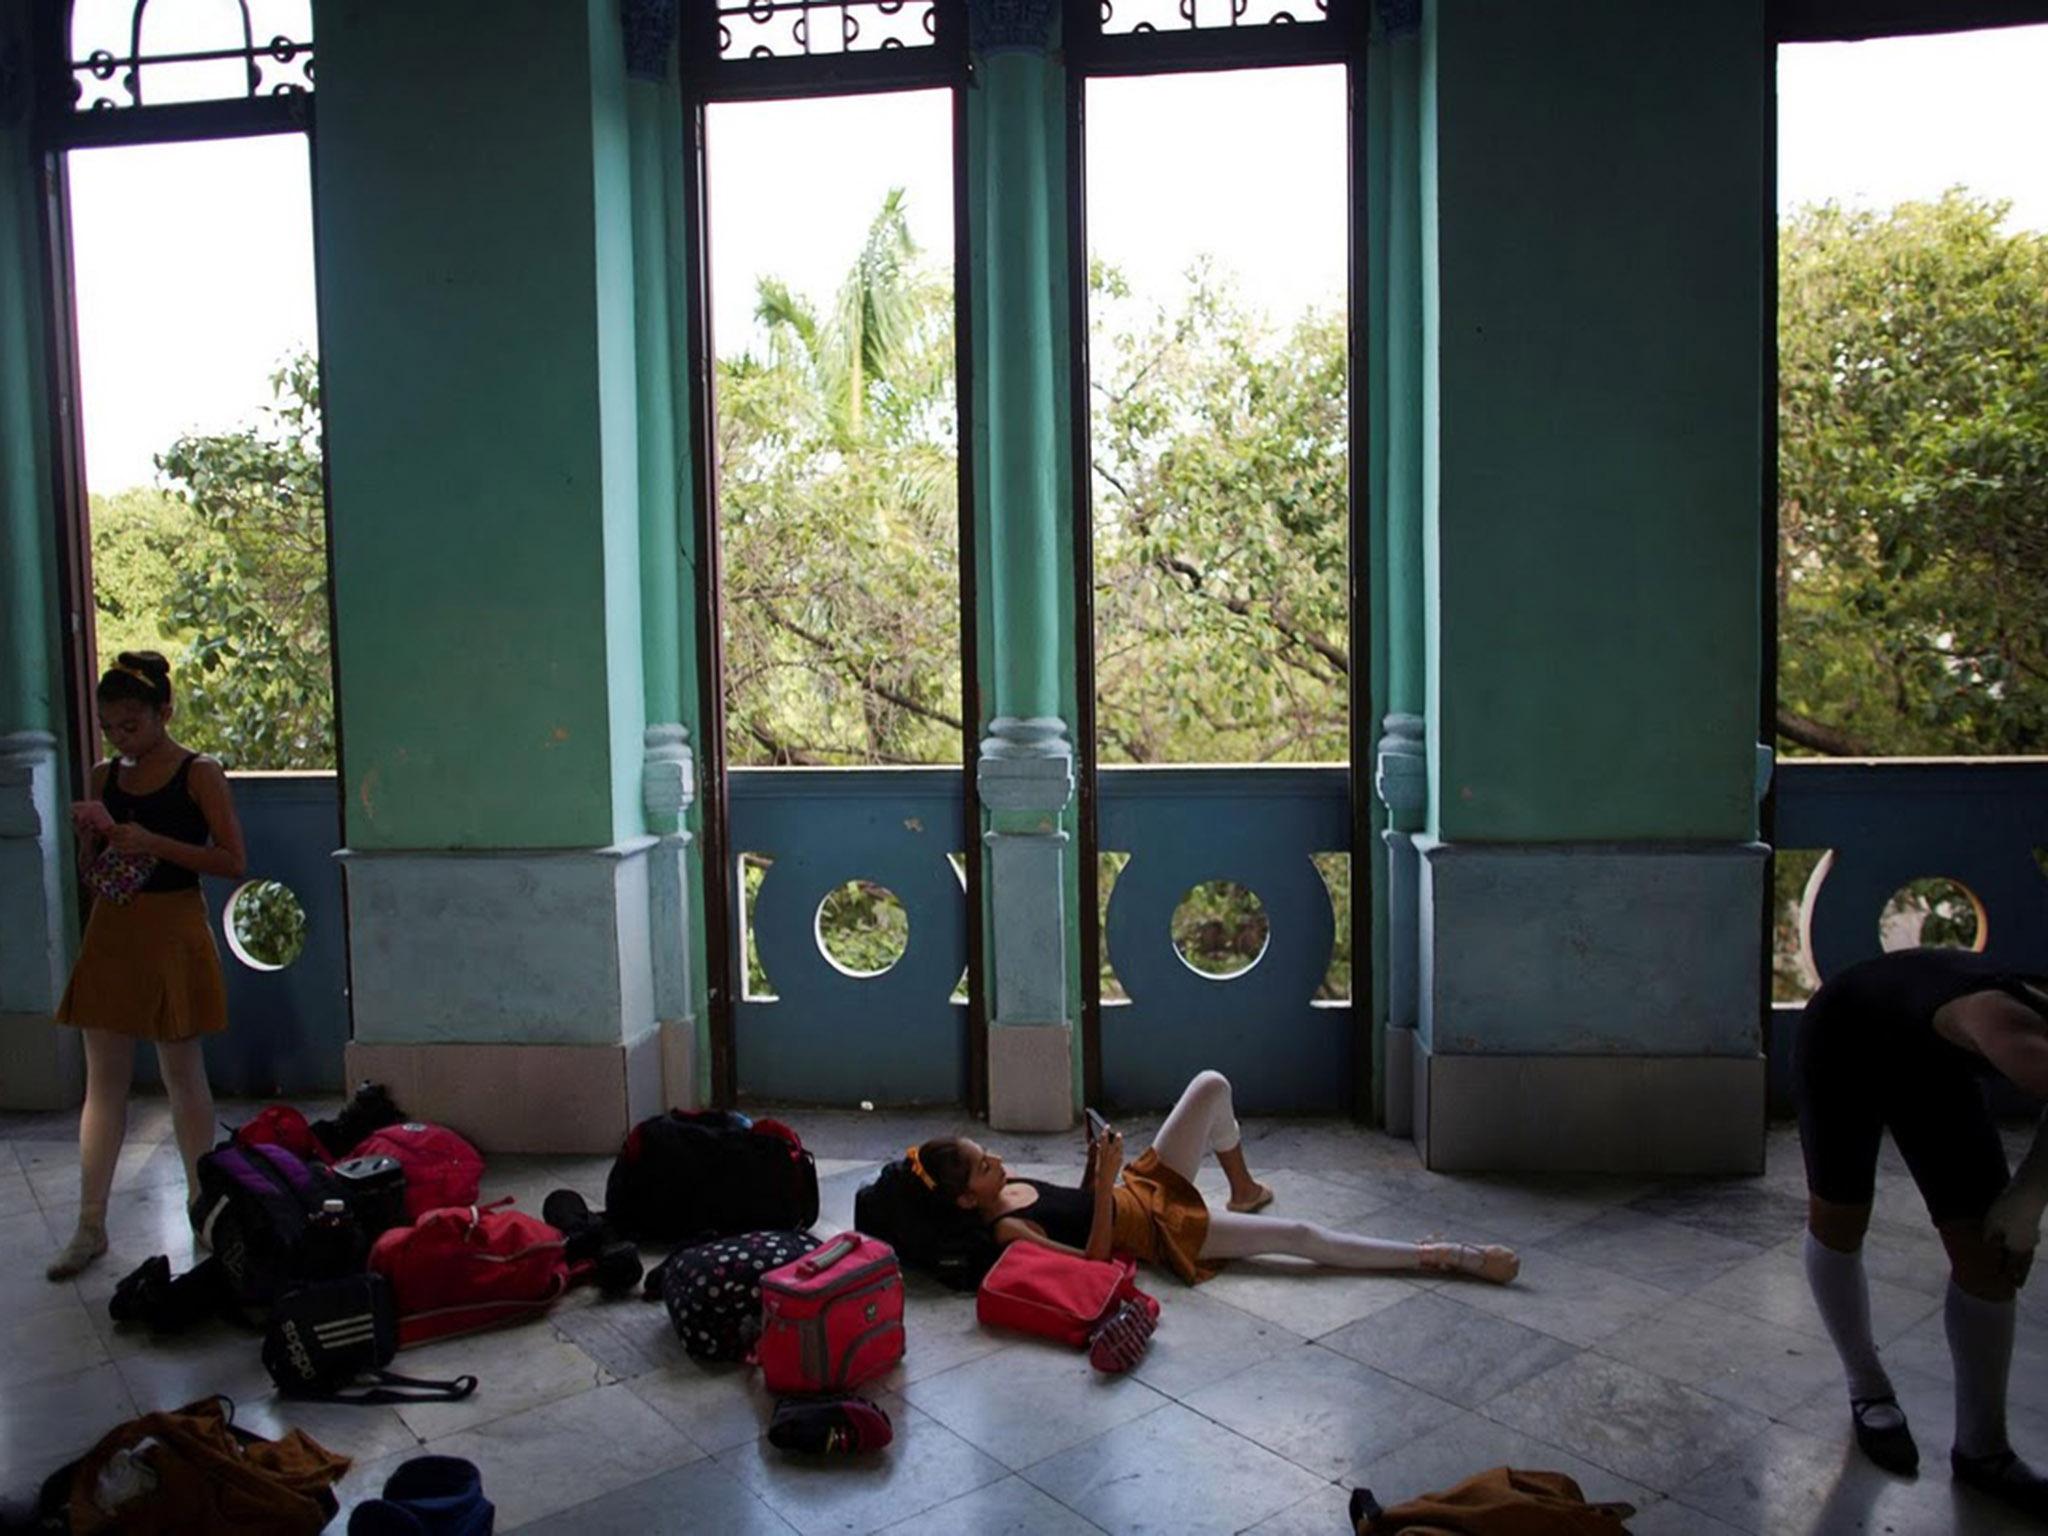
left=89, top=486, right=210, bottom=669
left=1778, top=192, right=2048, bottom=759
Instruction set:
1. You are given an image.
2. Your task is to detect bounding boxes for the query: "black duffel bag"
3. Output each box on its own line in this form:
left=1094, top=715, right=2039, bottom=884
left=604, top=1110, right=819, bottom=1241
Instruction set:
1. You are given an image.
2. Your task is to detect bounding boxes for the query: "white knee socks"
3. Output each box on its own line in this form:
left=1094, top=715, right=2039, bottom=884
left=1804, top=1233, right=1898, bottom=1410
left=1947, top=1280, right=2016, bottom=1459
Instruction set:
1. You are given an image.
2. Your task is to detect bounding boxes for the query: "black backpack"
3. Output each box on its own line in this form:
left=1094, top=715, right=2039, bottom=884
left=605, top=1111, right=818, bottom=1242
left=194, top=1142, right=366, bottom=1318
left=650, top=1230, right=821, bottom=1362
left=262, top=1274, right=480, bottom=1405
left=854, top=1158, right=1000, bottom=1293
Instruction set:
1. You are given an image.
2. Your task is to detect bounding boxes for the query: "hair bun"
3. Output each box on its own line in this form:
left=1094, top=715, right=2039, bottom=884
left=116, top=650, right=171, bottom=681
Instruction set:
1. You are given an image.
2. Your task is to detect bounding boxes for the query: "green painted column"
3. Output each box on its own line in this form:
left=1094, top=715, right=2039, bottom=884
left=0, top=33, right=83, bottom=1108
left=316, top=0, right=663, bottom=1150
left=1408, top=0, right=1770, bottom=1171
left=968, top=0, right=1078, bottom=1130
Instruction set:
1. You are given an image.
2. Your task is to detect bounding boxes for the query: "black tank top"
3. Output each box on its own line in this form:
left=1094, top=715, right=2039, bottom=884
left=1005, top=1179, right=1094, bottom=1249
left=102, top=754, right=209, bottom=893
left=1819, top=949, right=2048, bottom=1067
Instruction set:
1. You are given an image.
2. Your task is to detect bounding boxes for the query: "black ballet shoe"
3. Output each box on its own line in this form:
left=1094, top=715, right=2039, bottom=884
left=1851, top=1396, right=1919, bottom=1475
left=1952, top=1447, right=2048, bottom=1519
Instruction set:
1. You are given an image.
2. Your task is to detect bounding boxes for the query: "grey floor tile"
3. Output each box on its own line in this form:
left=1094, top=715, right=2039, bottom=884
left=717, top=1392, right=1008, bottom=1536
left=1128, top=1285, right=1295, bottom=1401
left=1692, top=1240, right=1942, bottom=1348
left=22, top=1136, right=184, bottom=1209
left=0, top=1160, right=36, bottom=1220
left=1193, top=1167, right=1402, bottom=1229
left=900, top=1342, right=1169, bottom=1471
left=1883, top=1304, right=2048, bottom=1417
left=1627, top=1179, right=1810, bottom=1248
left=114, top=1325, right=275, bottom=1411
left=1623, top=1495, right=1750, bottom=1535
left=1021, top=1402, right=1327, bottom=1536
left=631, top=1355, right=781, bottom=1454
left=1485, top=1351, right=1771, bottom=1491
left=394, top=1326, right=616, bottom=1441
left=895, top=1289, right=1014, bottom=1386
left=513, top=1456, right=798, bottom=1534
left=1180, top=1344, right=1461, bottom=1483
left=419, top=1382, right=702, bottom=1530
left=1533, top=1208, right=1764, bottom=1294
left=879, top=1475, right=1105, bottom=1535
left=1594, top=1294, right=1843, bottom=1418
left=1318, top=1290, right=1578, bottom=1410
left=1447, top=1249, right=1676, bottom=1349
left=1386, top=1177, right=1623, bottom=1247
left=551, top=1295, right=674, bottom=1381
left=236, top=1389, right=424, bottom=1466
left=1346, top=1406, right=1654, bottom=1517
left=5, top=1294, right=111, bottom=1388
left=1777, top=1359, right=2048, bottom=1466
left=0, top=1362, right=135, bottom=1494
left=1194, top=1257, right=1430, bottom=1341
left=1669, top=1419, right=2036, bottom=1536
left=1239, top=1480, right=1354, bottom=1535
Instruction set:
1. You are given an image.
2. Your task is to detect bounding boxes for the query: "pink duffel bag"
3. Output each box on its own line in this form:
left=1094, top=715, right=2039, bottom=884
left=755, top=1231, right=905, bottom=1395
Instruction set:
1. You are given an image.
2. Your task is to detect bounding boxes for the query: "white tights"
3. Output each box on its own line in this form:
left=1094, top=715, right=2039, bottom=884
left=73, top=1029, right=216, bottom=1229
left=1154, top=1071, right=1423, bottom=1272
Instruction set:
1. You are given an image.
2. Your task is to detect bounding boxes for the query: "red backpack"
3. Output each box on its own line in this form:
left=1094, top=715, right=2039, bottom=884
left=348, top=1123, right=484, bottom=1221
left=368, top=1201, right=568, bottom=1347
left=755, top=1232, right=905, bottom=1396
left=975, top=1244, right=1159, bottom=1348
left=233, top=1105, right=333, bottom=1166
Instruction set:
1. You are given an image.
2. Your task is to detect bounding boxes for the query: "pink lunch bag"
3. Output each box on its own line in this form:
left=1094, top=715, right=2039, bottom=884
left=755, top=1231, right=905, bottom=1395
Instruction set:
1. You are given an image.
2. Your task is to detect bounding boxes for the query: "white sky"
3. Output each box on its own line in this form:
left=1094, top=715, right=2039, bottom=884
left=61, top=23, right=2048, bottom=494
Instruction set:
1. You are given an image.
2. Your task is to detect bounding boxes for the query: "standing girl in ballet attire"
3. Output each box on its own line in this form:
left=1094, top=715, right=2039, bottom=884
left=46, top=651, right=246, bottom=1280
left=913, top=1068, right=1518, bottom=1287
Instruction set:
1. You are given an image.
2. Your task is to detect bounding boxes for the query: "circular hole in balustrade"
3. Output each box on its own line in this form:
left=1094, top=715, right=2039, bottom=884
left=1171, top=880, right=1270, bottom=981
left=1878, top=876, right=1985, bottom=954
left=815, top=880, right=910, bottom=978
left=224, top=879, right=307, bottom=971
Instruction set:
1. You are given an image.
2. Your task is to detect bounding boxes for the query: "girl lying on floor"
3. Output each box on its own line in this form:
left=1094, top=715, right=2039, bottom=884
left=911, top=1069, right=1518, bottom=1286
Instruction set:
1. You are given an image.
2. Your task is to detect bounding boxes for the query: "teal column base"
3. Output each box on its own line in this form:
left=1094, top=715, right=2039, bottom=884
left=979, top=717, right=1075, bottom=1131
left=1413, top=837, right=1767, bottom=1172
left=1375, top=715, right=1426, bottom=1137
left=0, top=732, right=81, bottom=1110
left=337, top=838, right=665, bottom=1150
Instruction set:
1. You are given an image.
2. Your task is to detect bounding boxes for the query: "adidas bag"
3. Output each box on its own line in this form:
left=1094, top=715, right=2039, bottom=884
left=606, top=1110, right=818, bottom=1242
left=653, top=1229, right=820, bottom=1362
left=262, top=1275, right=477, bottom=1405
left=854, top=1158, right=1000, bottom=1292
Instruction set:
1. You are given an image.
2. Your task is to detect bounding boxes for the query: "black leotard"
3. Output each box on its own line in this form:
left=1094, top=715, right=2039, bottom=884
left=102, top=754, right=209, bottom=894
left=1002, top=1179, right=1093, bottom=1248
left=1796, top=949, right=2047, bottom=1222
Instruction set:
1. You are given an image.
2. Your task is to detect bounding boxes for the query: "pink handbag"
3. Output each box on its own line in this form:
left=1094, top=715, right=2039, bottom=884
left=756, top=1231, right=905, bottom=1395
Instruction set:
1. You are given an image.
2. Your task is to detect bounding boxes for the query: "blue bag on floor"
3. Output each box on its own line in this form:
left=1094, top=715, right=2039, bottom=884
left=347, top=1456, right=493, bottom=1536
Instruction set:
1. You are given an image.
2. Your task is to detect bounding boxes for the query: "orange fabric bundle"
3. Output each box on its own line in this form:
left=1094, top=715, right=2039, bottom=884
left=1355, top=1466, right=1636, bottom=1536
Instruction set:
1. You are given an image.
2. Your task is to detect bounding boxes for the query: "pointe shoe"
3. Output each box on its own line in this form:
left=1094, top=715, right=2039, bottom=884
left=46, top=1225, right=109, bottom=1282
left=1420, top=1241, right=1519, bottom=1285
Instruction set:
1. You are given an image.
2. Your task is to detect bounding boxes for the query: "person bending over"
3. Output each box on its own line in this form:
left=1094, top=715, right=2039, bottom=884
left=911, top=1069, right=1517, bottom=1286
left=1795, top=947, right=2048, bottom=1517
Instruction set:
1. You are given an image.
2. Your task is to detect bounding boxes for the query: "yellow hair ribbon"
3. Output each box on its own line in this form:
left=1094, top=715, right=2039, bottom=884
left=904, top=1144, right=937, bottom=1191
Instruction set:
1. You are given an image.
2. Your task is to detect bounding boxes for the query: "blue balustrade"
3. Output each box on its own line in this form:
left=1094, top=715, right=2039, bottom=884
left=1098, top=765, right=1352, bottom=1113
left=1769, top=757, right=2048, bottom=1111
left=729, top=767, right=969, bottom=1104
left=135, top=771, right=349, bottom=1097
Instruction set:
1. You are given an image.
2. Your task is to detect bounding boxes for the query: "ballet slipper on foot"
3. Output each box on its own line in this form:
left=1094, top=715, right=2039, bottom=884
left=1851, top=1396, right=1919, bottom=1476
left=1226, top=1182, right=1275, bottom=1214
left=1420, top=1241, right=1519, bottom=1285
left=47, top=1225, right=109, bottom=1281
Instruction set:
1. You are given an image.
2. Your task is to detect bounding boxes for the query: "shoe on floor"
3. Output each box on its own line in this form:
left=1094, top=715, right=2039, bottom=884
left=1952, top=1447, right=2048, bottom=1521
left=1851, top=1396, right=1919, bottom=1475
left=1088, top=1298, right=1158, bottom=1373
left=1420, top=1242, right=1519, bottom=1285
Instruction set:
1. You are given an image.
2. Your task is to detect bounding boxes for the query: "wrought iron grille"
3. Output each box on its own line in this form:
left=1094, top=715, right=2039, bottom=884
left=716, top=0, right=939, bottom=59
left=1097, top=0, right=1328, bottom=36
left=66, top=0, right=312, bottom=113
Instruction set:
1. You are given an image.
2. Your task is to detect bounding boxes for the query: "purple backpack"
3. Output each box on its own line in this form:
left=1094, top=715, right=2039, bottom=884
left=194, top=1141, right=365, bottom=1317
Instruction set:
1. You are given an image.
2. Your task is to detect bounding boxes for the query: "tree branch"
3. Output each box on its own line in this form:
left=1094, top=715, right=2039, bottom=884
left=1775, top=706, right=1873, bottom=757
left=765, top=610, right=964, bottom=731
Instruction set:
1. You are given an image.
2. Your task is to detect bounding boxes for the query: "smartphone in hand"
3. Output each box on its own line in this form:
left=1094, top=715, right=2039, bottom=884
left=1084, top=1107, right=1109, bottom=1145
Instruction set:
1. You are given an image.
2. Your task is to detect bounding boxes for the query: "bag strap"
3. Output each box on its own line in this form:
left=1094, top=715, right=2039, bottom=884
left=309, top=1369, right=480, bottom=1406
left=799, top=1234, right=860, bottom=1277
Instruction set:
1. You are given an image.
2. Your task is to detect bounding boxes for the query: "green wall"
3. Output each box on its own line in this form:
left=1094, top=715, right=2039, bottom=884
left=1424, top=0, right=1767, bottom=844
left=316, top=0, right=644, bottom=851
left=0, top=112, right=58, bottom=742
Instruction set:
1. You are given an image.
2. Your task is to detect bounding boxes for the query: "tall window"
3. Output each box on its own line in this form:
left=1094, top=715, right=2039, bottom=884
left=1773, top=24, right=2048, bottom=997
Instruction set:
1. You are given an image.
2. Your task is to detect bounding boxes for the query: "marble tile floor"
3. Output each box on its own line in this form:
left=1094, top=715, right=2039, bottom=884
left=3, top=1103, right=2044, bottom=1534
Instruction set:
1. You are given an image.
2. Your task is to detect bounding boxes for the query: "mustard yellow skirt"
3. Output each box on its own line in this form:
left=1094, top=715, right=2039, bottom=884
left=1111, top=1149, right=1217, bottom=1284
left=56, top=888, right=228, bottom=1043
